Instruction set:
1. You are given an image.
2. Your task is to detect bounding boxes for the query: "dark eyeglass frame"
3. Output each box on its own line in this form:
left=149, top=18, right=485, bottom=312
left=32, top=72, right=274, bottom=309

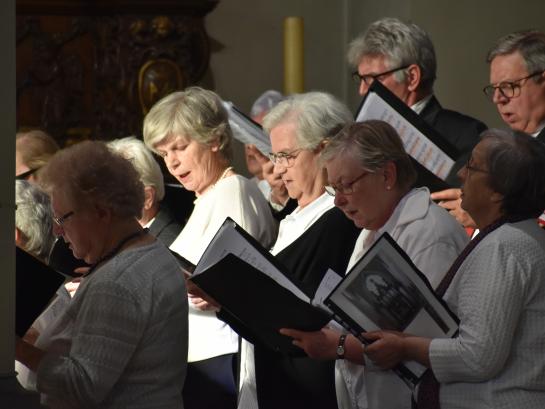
left=464, top=157, right=488, bottom=176
left=325, top=170, right=372, bottom=196
left=15, top=168, right=39, bottom=180
left=268, top=148, right=304, bottom=168
left=53, top=210, right=75, bottom=227
left=352, top=64, right=411, bottom=86
left=482, top=70, right=544, bottom=100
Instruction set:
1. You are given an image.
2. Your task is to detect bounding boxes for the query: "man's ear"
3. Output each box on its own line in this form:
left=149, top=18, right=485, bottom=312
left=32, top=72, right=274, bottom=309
left=15, top=227, right=25, bottom=247
left=406, top=64, right=422, bottom=92
left=143, top=186, right=157, bottom=211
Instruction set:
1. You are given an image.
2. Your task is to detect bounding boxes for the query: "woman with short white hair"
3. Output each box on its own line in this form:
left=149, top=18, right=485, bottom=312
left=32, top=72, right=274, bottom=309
left=144, top=86, right=277, bottom=409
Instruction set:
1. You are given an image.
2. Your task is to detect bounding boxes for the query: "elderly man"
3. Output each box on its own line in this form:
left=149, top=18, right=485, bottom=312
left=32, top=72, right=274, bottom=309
left=432, top=30, right=545, bottom=228
left=348, top=17, right=487, bottom=186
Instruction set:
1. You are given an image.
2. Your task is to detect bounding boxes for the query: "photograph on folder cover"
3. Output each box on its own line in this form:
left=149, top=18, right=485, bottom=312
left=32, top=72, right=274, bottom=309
left=325, top=232, right=458, bottom=341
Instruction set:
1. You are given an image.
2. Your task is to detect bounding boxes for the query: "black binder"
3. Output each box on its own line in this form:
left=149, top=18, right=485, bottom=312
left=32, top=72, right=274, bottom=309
left=188, top=218, right=330, bottom=355
left=355, top=81, right=459, bottom=191
left=16, top=247, right=66, bottom=337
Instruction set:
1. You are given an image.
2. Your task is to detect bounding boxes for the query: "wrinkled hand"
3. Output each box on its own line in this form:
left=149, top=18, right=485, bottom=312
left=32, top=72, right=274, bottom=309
left=431, top=188, right=476, bottom=228
left=362, top=331, right=406, bottom=369
left=279, top=327, right=339, bottom=360
left=247, top=144, right=289, bottom=205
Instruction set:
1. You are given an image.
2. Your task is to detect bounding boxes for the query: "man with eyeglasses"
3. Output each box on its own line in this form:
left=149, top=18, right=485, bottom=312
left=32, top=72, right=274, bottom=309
left=432, top=30, right=545, bottom=229
left=348, top=17, right=487, bottom=186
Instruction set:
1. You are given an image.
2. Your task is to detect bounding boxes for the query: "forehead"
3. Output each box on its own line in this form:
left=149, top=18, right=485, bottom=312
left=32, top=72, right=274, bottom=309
left=154, top=134, right=190, bottom=150
left=325, top=152, right=362, bottom=181
left=490, top=52, right=528, bottom=83
left=357, top=54, right=390, bottom=73
left=270, top=122, right=298, bottom=151
left=470, top=138, right=493, bottom=164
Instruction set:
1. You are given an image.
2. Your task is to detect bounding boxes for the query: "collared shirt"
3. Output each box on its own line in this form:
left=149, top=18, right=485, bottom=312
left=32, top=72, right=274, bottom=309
left=410, top=94, right=433, bottom=115
left=336, top=187, right=469, bottom=409
left=238, top=192, right=335, bottom=409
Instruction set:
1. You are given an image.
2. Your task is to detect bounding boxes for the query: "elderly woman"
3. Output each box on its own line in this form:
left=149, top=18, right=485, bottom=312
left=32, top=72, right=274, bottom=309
left=362, top=129, right=545, bottom=409
left=108, top=136, right=183, bottom=246
left=143, top=87, right=277, bottom=409
left=15, top=141, right=188, bottom=409
left=235, top=92, right=361, bottom=409
left=281, top=120, right=468, bottom=409
left=15, top=180, right=55, bottom=262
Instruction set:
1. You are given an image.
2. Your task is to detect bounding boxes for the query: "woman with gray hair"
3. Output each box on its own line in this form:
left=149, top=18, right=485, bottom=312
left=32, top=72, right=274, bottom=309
left=144, top=86, right=276, bottom=409
left=15, top=141, right=188, bottom=409
left=281, top=120, right=468, bottom=409
left=15, top=180, right=55, bottom=262
left=108, top=136, right=182, bottom=246
left=362, top=129, right=545, bottom=409
left=237, top=92, right=361, bottom=409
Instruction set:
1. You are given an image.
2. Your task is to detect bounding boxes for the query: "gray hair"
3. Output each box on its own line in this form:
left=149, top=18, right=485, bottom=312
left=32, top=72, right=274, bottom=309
left=143, top=86, right=232, bottom=159
left=347, top=17, right=437, bottom=92
left=108, top=136, right=165, bottom=203
left=15, top=180, right=55, bottom=261
left=322, top=120, right=417, bottom=191
left=480, top=128, right=545, bottom=219
left=250, top=90, right=284, bottom=118
left=40, top=141, right=145, bottom=220
left=262, top=92, right=352, bottom=150
left=486, top=30, right=545, bottom=83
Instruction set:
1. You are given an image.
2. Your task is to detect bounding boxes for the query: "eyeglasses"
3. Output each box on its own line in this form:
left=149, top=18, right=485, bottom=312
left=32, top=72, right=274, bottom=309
left=16, top=168, right=38, bottom=180
left=464, top=157, right=488, bottom=176
left=268, top=148, right=303, bottom=168
left=53, top=210, right=75, bottom=227
left=482, top=70, right=544, bottom=101
left=352, top=65, right=410, bottom=86
left=325, top=170, right=371, bottom=196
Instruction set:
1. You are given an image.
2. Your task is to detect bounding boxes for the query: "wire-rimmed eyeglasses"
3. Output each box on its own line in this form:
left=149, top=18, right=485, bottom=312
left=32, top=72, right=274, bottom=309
left=268, top=148, right=304, bottom=168
left=53, top=210, right=75, bottom=227
left=325, top=170, right=372, bottom=196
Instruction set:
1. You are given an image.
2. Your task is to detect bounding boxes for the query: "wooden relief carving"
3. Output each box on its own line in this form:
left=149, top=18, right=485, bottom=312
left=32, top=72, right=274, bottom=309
left=16, top=1, right=217, bottom=146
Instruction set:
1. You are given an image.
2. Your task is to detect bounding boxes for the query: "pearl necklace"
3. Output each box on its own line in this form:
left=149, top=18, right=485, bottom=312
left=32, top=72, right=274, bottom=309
left=199, top=166, right=234, bottom=199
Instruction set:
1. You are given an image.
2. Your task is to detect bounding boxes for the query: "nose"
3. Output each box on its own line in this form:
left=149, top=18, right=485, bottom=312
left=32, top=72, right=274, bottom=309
left=273, top=161, right=286, bottom=176
left=457, top=164, right=468, bottom=184
left=164, top=151, right=180, bottom=171
left=334, top=192, right=348, bottom=208
left=492, top=87, right=508, bottom=105
left=358, top=80, right=370, bottom=97
left=52, top=223, right=64, bottom=238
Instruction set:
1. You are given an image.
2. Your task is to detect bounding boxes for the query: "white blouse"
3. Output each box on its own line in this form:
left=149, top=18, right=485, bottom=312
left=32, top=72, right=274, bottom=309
left=170, top=174, right=277, bottom=362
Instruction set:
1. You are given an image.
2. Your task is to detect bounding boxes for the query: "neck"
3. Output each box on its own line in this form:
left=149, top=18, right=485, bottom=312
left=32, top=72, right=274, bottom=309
left=139, top=203, right=160, bottom=226
left=297, top=169, right=328, bottom=209
left=99, top=218, right=144, bottom=260
left=197, top=159, right=233, bottom=197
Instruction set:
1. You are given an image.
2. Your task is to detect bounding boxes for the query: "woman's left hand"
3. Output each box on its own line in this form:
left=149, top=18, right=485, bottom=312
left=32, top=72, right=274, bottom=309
left=362, top=330, right=407, bottom=369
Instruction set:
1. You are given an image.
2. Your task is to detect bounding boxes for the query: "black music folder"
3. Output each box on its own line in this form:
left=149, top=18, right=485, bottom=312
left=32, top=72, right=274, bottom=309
left=16, top=247, right=67, bottom=337
left=189, top=218, right=330, bottom=355
left=324, top=232, right=459, bottom=387
left=355, top=81, right=460, bottom=192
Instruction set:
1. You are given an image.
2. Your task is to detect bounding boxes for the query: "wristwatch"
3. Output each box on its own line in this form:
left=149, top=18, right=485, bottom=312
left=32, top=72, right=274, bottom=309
left=336, top=334, right=347, bottom=360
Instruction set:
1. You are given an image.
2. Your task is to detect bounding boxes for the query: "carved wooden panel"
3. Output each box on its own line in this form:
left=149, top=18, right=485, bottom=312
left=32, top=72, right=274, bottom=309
left=16, top=0, right=218, bottom=146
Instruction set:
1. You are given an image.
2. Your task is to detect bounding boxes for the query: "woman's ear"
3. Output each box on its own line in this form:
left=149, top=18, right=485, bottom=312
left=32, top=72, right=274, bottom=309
left=383, top=161, right=398, bottom=190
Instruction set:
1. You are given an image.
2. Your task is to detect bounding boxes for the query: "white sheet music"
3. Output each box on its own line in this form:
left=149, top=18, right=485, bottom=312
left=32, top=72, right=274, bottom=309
left=356, top=93, right=454, bottom=180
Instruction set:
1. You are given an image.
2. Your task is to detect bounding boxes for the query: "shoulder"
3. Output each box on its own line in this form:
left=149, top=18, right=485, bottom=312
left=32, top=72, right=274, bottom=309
left=396, top=189, right=468, bottom=247
left=214, top=175, right=264, bottom=200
